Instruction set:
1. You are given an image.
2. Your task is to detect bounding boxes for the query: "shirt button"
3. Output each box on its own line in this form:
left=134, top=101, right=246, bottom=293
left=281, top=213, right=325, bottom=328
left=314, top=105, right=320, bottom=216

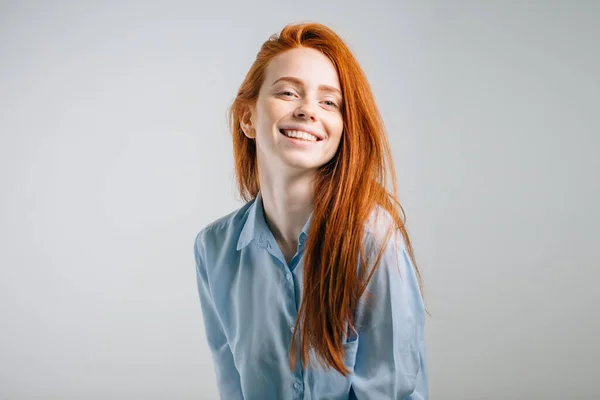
left=293, top=382, right=300, bottom=389
left=289, top=325, right=294, bottom=333
left=286, top=273, right=292, bottom=280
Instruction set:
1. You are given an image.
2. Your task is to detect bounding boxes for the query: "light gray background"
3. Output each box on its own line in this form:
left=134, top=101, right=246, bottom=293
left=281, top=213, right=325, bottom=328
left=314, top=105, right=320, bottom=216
left=1, top=1, right=598, bottom=399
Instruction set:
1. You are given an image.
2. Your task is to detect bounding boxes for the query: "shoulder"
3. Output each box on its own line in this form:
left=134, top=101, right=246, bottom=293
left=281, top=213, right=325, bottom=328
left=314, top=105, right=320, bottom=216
left=359, top=204, right=418, bottom=286
left=193, top=198, right=255, bottom=260
left=363, top=204, right=405, bottom=253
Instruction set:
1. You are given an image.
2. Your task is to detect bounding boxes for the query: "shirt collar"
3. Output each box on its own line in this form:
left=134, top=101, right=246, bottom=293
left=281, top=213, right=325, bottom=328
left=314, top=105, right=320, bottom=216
left=236, top=190, right=313, bottom=251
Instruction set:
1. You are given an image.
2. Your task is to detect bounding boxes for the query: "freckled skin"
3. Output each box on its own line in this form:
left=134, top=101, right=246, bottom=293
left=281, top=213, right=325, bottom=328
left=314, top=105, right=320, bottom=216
left=242, top=47, right=344, bottom=173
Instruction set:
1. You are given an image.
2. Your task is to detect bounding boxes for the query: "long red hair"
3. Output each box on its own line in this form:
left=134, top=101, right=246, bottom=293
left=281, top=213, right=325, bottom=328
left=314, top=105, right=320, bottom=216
left=227, top=22, right=424, bottom=376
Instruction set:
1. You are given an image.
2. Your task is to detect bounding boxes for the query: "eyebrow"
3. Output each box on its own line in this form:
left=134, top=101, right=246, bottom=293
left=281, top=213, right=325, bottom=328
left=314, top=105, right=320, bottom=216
left=271, top=76, right=342, bottom=97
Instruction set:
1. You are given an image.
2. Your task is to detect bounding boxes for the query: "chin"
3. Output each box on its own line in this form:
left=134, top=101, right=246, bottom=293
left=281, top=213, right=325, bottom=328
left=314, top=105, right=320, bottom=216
left=282, top=157, right=322, bottom=171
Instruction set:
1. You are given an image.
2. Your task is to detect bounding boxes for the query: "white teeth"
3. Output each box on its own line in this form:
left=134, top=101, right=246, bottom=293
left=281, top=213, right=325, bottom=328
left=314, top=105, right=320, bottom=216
left=281, top=129, right=318, bottom=142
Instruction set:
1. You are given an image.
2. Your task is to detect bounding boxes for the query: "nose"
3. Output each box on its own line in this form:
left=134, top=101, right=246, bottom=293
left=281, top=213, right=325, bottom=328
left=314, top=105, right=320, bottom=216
left=293, top=101, right=317, bottom=121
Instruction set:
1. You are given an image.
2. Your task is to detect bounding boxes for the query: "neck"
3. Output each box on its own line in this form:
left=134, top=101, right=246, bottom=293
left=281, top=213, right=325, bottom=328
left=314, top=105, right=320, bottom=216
left=258, top=174, right=314, bottom=253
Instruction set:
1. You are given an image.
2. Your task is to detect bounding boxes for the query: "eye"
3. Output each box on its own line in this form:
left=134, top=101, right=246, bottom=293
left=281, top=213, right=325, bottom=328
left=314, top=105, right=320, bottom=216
left=279, top=91, right=296, bottom=97
left=322, top=100, right=339, bottom=108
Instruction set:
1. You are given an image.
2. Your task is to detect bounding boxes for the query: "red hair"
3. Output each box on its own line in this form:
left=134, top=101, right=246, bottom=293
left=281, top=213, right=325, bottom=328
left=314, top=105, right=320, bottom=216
left=227, top=22, right=424, bottom=376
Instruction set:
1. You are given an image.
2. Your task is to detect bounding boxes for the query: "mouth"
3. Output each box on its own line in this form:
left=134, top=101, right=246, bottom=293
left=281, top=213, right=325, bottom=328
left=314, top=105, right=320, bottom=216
left=279, top=129, right=324, bottom=142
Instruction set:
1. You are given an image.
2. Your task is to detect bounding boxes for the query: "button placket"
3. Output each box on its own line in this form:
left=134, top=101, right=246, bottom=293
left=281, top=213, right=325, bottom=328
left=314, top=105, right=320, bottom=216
left=258, top=233, right=266, bottom=247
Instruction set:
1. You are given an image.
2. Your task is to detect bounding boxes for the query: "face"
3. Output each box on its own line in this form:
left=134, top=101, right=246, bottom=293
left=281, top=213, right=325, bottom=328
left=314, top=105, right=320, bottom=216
left=241, top=47, right=344, bottom=175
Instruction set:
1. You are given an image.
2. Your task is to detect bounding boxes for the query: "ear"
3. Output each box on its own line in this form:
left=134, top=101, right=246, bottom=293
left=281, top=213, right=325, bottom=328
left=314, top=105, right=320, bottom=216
left=240, top=105, right=256, bottom=139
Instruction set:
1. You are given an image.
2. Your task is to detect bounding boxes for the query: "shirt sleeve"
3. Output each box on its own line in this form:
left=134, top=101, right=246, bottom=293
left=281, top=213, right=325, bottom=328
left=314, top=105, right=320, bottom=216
left=194, top=234, right=244, bottom=399
left=350, top=228, right=429, bottom=399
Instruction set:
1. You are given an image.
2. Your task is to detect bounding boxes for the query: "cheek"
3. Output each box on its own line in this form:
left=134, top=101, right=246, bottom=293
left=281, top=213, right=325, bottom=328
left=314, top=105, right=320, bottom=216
left=330, top=116, right=344, bottom=140
left=258, top=99, right=288, bottom=125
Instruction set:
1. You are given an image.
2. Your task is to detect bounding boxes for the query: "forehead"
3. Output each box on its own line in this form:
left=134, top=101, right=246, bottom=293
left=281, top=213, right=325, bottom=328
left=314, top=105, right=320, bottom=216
left=263, top=47, right=341, bottom=90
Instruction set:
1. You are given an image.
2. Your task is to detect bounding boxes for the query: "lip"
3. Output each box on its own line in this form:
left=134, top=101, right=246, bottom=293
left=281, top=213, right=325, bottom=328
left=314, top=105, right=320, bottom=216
left=278, top=124, right=326, bottom=141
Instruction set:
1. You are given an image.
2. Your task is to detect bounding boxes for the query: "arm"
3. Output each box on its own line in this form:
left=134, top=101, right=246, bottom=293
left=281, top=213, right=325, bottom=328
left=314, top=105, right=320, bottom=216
left=350, top=229, right=428, bottom=399
left=194, top=235, right=244, bottom=399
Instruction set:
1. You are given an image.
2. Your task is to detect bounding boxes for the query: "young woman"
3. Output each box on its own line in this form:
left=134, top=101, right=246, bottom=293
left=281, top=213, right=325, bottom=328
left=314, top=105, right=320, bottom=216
left=194, top=22, right=428, bottom=399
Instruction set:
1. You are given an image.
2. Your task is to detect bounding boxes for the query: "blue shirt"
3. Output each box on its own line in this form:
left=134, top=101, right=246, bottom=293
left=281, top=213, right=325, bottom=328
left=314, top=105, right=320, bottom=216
left=194, top=191, right=428, bottom=399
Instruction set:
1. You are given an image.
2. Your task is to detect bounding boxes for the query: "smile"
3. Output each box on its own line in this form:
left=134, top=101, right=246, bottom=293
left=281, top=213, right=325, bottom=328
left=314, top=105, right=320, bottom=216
left=279, top=129, right=323, bottom=142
